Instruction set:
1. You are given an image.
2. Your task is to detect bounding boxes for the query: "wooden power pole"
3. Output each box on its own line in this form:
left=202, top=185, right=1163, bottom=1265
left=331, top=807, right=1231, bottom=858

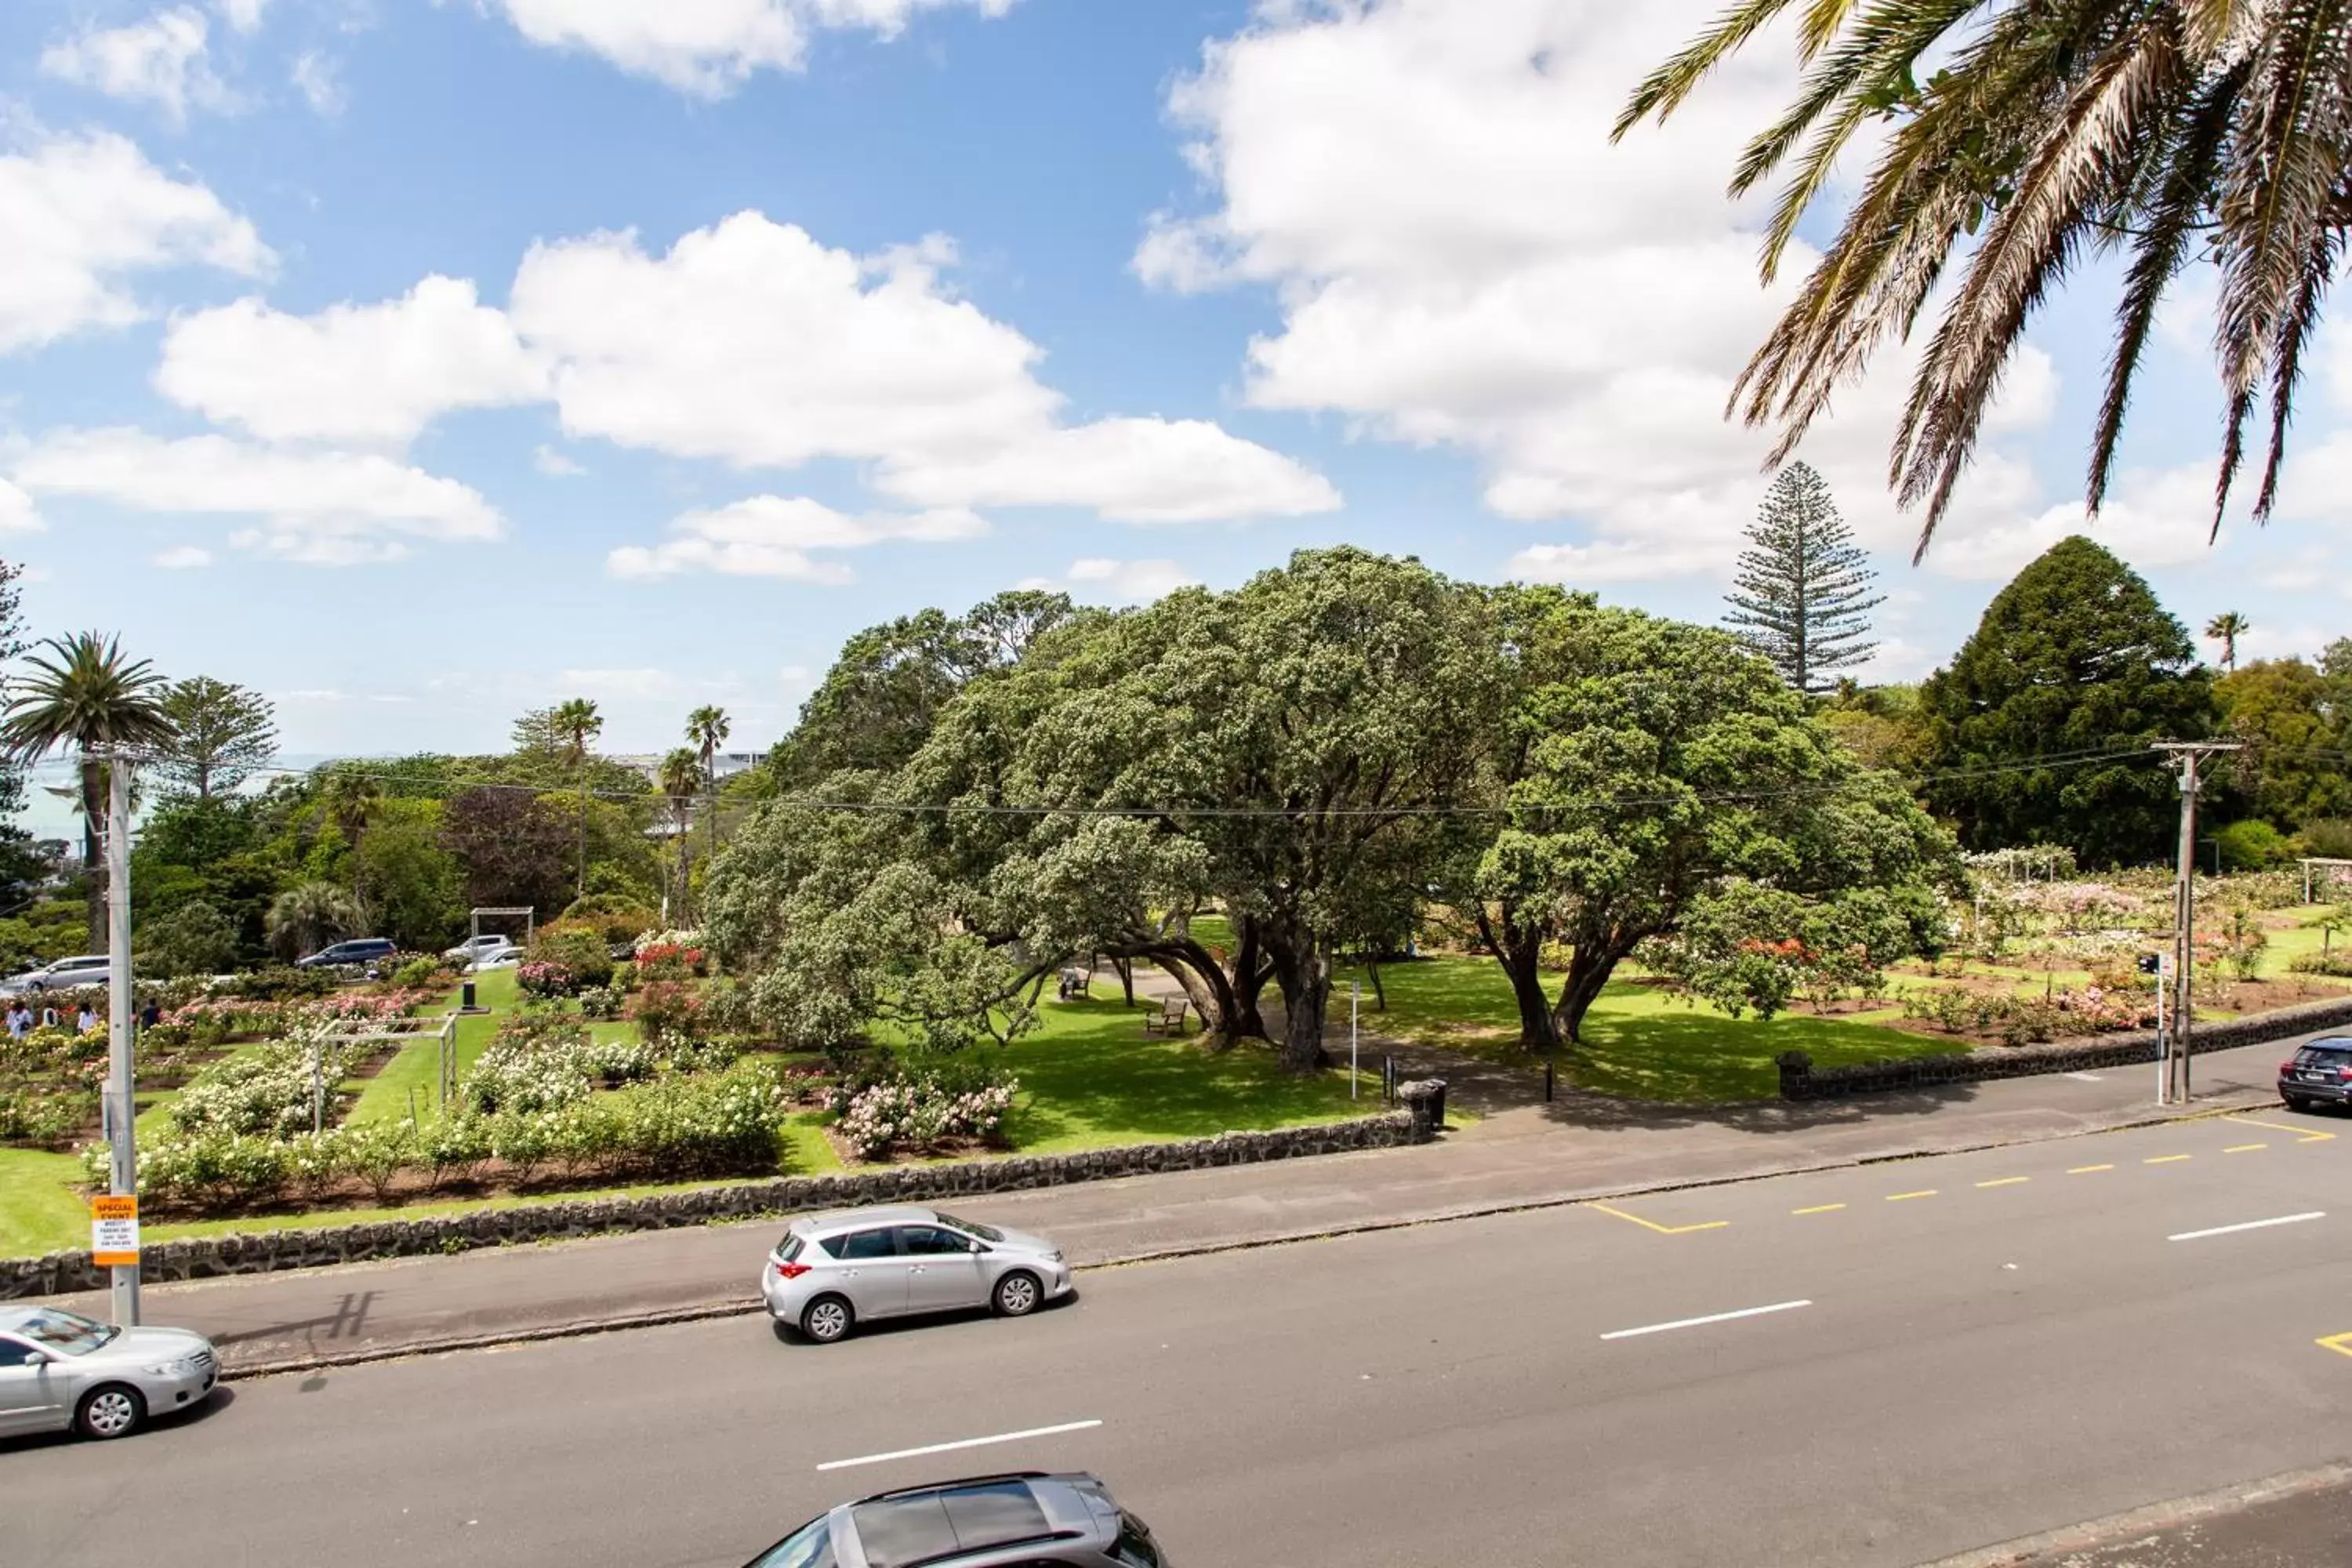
left=2153, top=741, right=2241, bottom=1103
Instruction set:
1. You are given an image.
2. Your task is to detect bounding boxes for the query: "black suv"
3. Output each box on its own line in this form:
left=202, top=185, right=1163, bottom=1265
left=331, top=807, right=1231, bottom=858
left=2281, top=1037, right=2352, bottom=1110
left=744, top=1472, right=1167, bottom=1568
left=295, top=938, right=397, bottom=971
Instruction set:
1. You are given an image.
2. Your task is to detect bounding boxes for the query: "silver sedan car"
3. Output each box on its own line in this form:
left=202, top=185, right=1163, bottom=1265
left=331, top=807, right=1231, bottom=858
left=0, top=1305, right=220, bottom=1440
left=762, top=1205, right=1073, bottom=1344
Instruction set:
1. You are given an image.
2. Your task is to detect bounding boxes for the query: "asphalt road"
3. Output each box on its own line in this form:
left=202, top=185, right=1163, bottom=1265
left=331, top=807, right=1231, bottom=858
left=9, top=1107, right=2352, bottom=1568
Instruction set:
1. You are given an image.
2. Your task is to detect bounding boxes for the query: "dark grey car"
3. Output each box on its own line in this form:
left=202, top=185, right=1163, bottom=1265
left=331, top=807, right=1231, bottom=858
left=2281, top=1037, right=2352, bottom=1109
left=744, top=1472, right=1167, bottom=1568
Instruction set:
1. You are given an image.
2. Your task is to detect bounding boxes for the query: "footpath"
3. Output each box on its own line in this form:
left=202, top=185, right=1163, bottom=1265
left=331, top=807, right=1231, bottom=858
left=37, top=1033, right=2320, bottom=1378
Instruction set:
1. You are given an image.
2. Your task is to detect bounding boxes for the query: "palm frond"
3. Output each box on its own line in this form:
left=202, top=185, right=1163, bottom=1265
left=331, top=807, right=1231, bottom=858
left=1614, top=0, right=1809, bottom=140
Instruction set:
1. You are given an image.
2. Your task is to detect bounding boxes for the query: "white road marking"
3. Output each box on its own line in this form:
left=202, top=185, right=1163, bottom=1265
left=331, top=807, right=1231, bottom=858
left=2167, top=1212, right=2326, bottom=1243
left=2064, top=1072, right=2104, bottom=1082
left=1600, top=1300, right=1813, bottom=1341
left=816, top=1419, right=1105, bottom=1472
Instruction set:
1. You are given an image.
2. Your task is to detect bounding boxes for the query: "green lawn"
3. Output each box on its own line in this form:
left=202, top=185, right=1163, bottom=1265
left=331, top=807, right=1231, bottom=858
left=997, top=994, right=1372, bottom=1153
left=349, top=967, right=519, bottom=1125
left=1336, top=953, right=1966, bottom=1103
left=0, top=1147, right=90, bottom=1258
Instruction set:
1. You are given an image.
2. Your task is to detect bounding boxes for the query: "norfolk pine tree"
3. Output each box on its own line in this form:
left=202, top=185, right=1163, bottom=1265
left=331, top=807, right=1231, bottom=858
left=1723, top=463, right=1883, bottom=695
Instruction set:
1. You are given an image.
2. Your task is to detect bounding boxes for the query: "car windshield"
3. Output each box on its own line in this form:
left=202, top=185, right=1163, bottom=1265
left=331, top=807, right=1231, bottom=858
left=13, top=1308, right=118, bottom=1355
left=746, top=1516, right=837, bottom=1568
left=2292, top=1046, right=2351, bottom=1065
left=933, top=1211, right=1004, bottom=1243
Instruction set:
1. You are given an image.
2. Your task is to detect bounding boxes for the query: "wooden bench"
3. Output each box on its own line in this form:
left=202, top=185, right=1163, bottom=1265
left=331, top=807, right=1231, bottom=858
left=1142, top=996, right=1191, bottom=1036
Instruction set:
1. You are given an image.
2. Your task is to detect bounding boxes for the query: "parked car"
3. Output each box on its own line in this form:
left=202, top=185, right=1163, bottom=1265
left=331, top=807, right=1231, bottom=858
left=0, top=955, right=113, bottom=995
left=0, top=1305, right=220, bottom=1440
left=2280, top=1037, right=2352, bottom=1110
left=743, top=1472, right=1167, bottom=1568
left=443, top=934, right=515, bottom=963
left=464, top=938, right=524, bottom=971
left=762, top=1205, right=1073, bottom=1344
left=294, top=938, right=397, bottom=971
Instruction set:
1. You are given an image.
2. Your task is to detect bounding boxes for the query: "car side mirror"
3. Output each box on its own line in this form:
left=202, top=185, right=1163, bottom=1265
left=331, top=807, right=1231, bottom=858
left=20, top=1350, right=50, bottom=1367
left=969, top=1240, right=988, bottom=1254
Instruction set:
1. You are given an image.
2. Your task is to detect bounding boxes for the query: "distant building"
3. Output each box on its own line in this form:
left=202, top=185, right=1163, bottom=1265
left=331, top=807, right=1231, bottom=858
left=610, top=750, right=768, bottom=786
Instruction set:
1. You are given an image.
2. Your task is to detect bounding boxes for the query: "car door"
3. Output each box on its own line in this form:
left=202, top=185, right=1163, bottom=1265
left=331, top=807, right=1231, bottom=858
left=829, top=1226, right=910, bottom=1319
left=898, top=1225, right=989, bottom=1313
left=0, top=1337, right=64, bottom=1434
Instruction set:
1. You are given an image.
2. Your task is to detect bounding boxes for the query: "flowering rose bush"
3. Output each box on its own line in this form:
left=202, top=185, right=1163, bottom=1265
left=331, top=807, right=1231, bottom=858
left=169, top=1018, right=360, bottom=1138
left=517, top=960, right=580, bottom=999
left=832, top=1061, right=1018, bottom=1162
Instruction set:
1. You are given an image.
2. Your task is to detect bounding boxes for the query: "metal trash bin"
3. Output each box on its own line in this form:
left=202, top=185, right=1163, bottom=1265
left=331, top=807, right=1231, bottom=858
left=461, top=981, right=477, bottom=1012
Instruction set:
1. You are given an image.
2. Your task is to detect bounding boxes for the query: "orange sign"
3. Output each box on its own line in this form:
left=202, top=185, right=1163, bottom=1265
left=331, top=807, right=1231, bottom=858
left=90, top=1196, right=139, bottom=1267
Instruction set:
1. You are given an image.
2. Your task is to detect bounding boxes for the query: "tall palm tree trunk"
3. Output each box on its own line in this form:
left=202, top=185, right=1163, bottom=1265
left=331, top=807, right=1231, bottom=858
left=78, top=757, right=104, bottom=953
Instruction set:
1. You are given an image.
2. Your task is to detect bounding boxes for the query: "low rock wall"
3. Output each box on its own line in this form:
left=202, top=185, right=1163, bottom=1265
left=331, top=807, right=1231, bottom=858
left=1777, top=996, right=2352, bottom=1102
left=0, top=1114, right=1421, bottom=1300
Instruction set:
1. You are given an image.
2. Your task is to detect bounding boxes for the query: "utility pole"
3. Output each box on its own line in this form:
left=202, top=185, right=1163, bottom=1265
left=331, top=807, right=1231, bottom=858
left=103, top=753, right=140, bottom=1326
left=2154, top=742, right=2241, bottom=1105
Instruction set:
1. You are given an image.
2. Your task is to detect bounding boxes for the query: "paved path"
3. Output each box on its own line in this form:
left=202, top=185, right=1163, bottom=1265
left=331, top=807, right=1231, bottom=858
left=9, top=1109, right=2352, bottom=1568
left=35, top=1033, right=2325, bottom=1377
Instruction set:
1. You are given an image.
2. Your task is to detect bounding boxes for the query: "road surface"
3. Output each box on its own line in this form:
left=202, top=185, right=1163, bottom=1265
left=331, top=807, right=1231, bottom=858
left=7, top=1108, right=2351, bottom=1567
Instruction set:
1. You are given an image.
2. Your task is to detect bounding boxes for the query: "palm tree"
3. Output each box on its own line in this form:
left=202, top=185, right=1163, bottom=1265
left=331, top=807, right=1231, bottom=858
left=319, top=765, right=384, bottom=902
left=687, top=704, right=731, bottom=864
left=657, top=747, right=702, bottom=924
left=0, top=633, right=172, bottom=949
left=551, top=698, right=604, bottom=898
left=2205, top=611, right=2251, bottom=672
left=1618, top=3, right=2352, bottom=557
left=265, top=881, right=362, bottom=961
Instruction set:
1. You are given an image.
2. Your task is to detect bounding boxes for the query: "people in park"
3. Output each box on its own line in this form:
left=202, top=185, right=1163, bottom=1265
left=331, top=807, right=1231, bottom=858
left=77, top=1004, right=98, bottom=1033
left=5, top=1002, right=27, bottom=1039
left=140, top=1000, right=162, bottom=1030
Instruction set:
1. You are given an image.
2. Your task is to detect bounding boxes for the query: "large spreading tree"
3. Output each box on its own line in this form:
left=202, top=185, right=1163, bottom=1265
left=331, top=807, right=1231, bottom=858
left=1470, top=586, right=1954, bottom=1053
left=1723, top=462, right=1883, bottom=693
left=1918, top=536, right=2215, bottom=863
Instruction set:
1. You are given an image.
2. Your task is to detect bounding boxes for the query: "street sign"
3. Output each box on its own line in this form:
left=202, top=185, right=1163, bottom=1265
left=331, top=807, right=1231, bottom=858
left=90, top=1195, right=139, bottom=1267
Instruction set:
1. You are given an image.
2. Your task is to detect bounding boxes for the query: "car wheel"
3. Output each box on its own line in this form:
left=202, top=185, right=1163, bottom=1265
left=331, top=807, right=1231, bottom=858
left=800, top=1294, right=855, bottom=1344
left=992, top=1270, right=1044, bottom=1318
left=75, top=1384, right=145, bottom=1440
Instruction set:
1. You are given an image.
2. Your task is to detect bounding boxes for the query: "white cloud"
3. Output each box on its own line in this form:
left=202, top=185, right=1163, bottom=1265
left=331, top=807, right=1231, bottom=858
left=1147, top=0, right=2073, bottom=577
left=290, top=52, right=346, bottom=116
left=1929, top=462, right=2231, bottom=582
left=608, top=494, right=987, bottom=582
left=1018, top=557, right=1200, bottom=605
left=217, top=0, right=270, bottom=33
left=1507, top=539, right=1730, bottom=586
left=514, top=212, right=1335, bottom=523
left=152, top=544, right=212, bottom=568
left=490, top=0, right=1014, bottom=97
left=156, top=276, right=544, bottom=448
left=0, top=480, right=43, bottom=534
left=533, top=445, right=585, bottom=477
left=13, top=429, right=503, bottom=565
left=41, top=9, right=236, bottom=125
left=0, top=132, right=272, bottom=354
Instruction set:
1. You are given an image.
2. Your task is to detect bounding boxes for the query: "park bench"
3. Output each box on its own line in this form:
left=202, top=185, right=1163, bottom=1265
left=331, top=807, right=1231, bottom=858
left=1143, top=996, right=1191, bottom=1036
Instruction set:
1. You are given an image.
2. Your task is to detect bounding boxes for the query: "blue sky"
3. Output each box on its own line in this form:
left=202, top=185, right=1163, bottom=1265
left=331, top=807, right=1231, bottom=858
left=0, top=0, right=2343, bottom=783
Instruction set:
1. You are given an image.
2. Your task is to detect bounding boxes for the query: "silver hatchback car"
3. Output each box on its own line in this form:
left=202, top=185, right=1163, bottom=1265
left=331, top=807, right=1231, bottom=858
left=744, top=1471, right=1167, bottom=1567
left=0, top=1305, right=220, bottom=1440
left=761, top=1205, right=1073, bottom=1343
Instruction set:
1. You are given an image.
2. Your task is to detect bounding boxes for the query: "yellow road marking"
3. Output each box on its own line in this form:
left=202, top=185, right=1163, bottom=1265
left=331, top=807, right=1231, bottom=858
left=1886, top=1190, right=1937, bottom=1202
left=2068, top=1164, right=2114, bottom=1174
left=2227, top=1116, right=2336, bottom=1145
left=2224, top=1143, right=2267, bottom=1154
left=1585, top=1201, right=1727, bottom=1236
left=1792, top=1203, right=1846, bottom=1216
left=2321, top=1332, right=2352, bottom=1359
left=1976, top=1177, right=2031, bottom=1189
left=2145, top=1155, right=2194, bottom=1165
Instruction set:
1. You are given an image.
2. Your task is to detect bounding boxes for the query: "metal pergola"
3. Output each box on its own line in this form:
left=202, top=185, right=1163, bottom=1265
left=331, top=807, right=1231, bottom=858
left=469, top=906, right=536, bottom=948
left=2300, top=859, right=2352, bottom=903
left=314, top=1014, right=463, bottom=1130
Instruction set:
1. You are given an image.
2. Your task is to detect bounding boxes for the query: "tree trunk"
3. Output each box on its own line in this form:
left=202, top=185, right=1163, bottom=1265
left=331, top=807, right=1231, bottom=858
left=1475, top=902, right=1559, bottom=1055
left=195, top=761, right=212, bottom=804
left=576, top=784, right=589, bottom=902
left=79, top=760, right=104, bottom=953
left=1366, top=956, right=1387, bottom=1012
left=1230, top=916, right=1272, bottom=1040
left=1552, top=938, right=1632, bottom=1045
left=1262, top=926, right=1332, bottom=1073
left=1112, top=955, right=1134, bottom=1006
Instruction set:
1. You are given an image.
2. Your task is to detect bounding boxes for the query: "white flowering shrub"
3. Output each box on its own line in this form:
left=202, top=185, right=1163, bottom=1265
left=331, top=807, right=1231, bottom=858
left=835, top=1073, right=1018, bottom=1163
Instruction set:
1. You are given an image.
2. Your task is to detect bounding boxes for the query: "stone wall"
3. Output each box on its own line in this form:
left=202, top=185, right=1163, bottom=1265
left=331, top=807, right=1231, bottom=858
left=0, top=1113, right=1422, bottom=1300
left=1777, top=996, right=2352, bottom=1102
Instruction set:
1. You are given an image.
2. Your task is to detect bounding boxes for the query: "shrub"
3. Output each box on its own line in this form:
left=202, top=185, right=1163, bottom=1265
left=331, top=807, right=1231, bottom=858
left=532, top=924, right=618, bottom=989
left=225, top=966, right=335, bottom=1002
left=103, top=1130, right=293, bottom=1210
left=423, top=1114, right=492, bottom=1192
left=2216, top=819, right=2293, bottom=872
left=340, top=1120, right=417, bottom=1203
left=2289, top=951, right=2352, bottom=978
left=832, top=1060, right=1018, bottom=1162
left=170, top=1025, right=358, bottom=1139
left=517, top=960, right=581, bottom=999
left=631, top=980, right=706, bottom=1044
left=0, top=1087, right=90, bottom=1147
left=463, top=1037, right=596, bottom=1116
left=554, top=898, right=659, bottom=949
left=576, top=985, right=625, bottom=1021
left=392, top=955, right=452, bottom=989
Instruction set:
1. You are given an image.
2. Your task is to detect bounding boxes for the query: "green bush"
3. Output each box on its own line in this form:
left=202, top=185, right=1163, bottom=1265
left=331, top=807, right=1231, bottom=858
left=2289, top=951, right=2352, bottom=978
left=2216, top=819, right=2294, bottom=872
left=530, top=924, right=617, bottom=989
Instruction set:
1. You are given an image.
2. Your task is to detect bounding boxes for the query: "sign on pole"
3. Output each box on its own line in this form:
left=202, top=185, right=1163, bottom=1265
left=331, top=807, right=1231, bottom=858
left=91, top=1195, right=139, bottom=1268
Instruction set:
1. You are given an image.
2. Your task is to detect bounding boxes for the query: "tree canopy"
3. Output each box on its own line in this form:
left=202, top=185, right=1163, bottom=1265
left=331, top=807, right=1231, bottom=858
left=155, top=676, right=278, bottom=801
left=1918, top=536, right=2214, bottom=864
left=1723, top=462, right=1882, bottom=693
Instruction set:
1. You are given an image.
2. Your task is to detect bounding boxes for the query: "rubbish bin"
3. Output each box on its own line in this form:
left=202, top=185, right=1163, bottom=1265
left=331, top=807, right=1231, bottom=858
left=461, top=980, right=477, bottom=1011
left=1398, top=1078, right=1449, bottom=1139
